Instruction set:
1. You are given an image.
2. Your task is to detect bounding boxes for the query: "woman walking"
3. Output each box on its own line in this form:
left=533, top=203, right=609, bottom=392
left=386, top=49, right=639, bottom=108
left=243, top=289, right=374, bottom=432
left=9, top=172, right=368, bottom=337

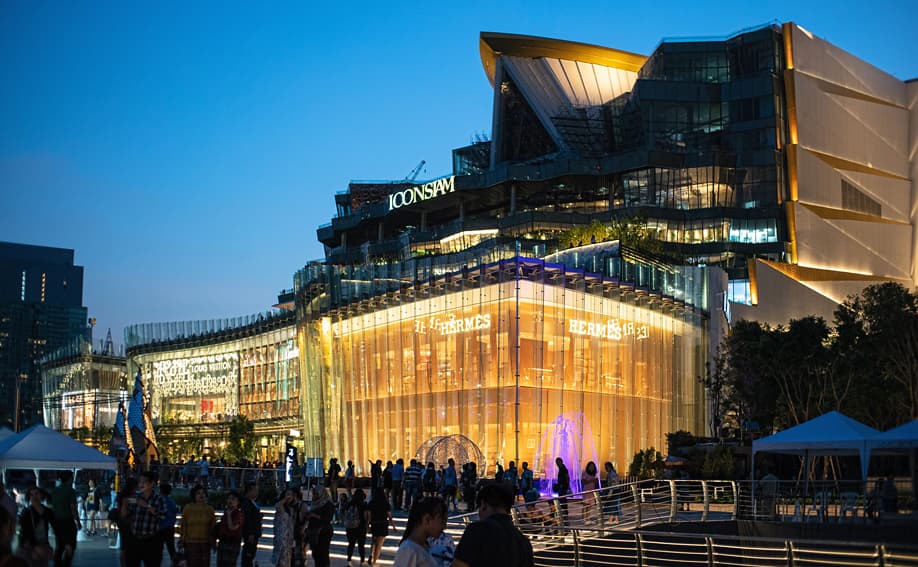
left=216, top=491, right=243, bottom=567
left=179, top=485, right=216, bottom=567
left=271, top=489, right=296, bottom=567
left=603, top=462, right=621, bottom=524
left=306, top=487, right=335, bottom=567
left=366, top=487, right=393, bottom=565
left=581, top=461, right=599, bottom=524
left=344, top=489, right=368, bottom=565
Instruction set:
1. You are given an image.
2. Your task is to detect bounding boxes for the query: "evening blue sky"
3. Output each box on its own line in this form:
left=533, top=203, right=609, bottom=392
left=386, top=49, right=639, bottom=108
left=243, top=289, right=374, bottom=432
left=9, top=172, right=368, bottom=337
left=2, top=0, right=916, bottom=349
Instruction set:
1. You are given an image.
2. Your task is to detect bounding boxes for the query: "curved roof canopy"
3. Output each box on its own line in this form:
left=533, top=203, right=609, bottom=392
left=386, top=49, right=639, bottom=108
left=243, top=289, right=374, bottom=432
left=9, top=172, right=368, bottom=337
left=479, top=32, right=647, bottom=85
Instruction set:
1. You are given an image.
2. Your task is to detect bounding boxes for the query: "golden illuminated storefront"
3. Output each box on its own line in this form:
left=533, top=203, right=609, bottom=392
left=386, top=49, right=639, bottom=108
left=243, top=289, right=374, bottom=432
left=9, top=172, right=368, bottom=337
left=126, top=312, right=302, bottom=461
left=297, top=251, right=707, bottom=480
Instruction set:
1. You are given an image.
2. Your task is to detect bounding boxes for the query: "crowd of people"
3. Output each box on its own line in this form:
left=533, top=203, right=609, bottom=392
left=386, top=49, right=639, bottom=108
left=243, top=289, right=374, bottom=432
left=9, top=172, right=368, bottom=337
left=1, top=453, right=628, bottom=567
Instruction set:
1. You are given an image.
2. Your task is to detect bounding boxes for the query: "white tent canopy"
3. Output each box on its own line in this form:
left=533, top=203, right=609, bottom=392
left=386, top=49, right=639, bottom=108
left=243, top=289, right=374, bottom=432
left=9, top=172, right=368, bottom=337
left=0, top=423, right=116, bottom=473
left=752, top=411, right=880, bottom=480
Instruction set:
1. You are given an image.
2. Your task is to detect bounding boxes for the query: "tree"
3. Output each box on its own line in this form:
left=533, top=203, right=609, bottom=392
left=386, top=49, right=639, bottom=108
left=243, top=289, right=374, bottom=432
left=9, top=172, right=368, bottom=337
left=557, top=217, right=663, bottom=256
left=701, top=445, right=735, bottom=479
left=834, top=282, right=918, bottom=429
left=700, top=349, right=729, bottom=439
left=226, top=415, right=255, bottom=463
left=719, top=283, right=918, bottom=436
left=764, top=316, right=833, bottom=427
left=721, top=319, right=778, bottom=435
left=628, top=447, right=664, bottom=479
left=666, top=430, right=697, bottom=456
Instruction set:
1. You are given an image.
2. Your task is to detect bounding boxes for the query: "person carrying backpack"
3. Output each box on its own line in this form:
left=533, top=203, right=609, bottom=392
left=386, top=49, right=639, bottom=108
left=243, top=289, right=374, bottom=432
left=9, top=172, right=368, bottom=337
left=343, top=489, right=367, bottom=565
left=423, top=463, right=437, bottom=497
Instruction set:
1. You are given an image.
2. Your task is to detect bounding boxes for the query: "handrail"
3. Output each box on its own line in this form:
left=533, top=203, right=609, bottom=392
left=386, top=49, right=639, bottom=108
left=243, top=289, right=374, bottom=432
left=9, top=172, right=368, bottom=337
left=523, top=525, right=918, bottom=567
left=448, top=477, right=915, bottom=533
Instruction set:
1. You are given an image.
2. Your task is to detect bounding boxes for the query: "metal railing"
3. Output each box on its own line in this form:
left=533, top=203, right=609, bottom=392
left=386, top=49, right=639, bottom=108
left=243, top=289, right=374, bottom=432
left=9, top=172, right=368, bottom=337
left=472, top=478, right=916, bottom=533
left=527, top=527, right=918, bottom=567
left=445, top=478, right=917, bottom=566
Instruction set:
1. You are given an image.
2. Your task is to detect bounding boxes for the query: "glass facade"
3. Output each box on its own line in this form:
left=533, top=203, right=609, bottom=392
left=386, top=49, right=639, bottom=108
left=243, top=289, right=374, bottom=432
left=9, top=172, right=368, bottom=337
left=127, top=313, right=301, bottom=460
left=296, top=249, right=707, bottom=478
left=41, top=338, right=127, bottom=433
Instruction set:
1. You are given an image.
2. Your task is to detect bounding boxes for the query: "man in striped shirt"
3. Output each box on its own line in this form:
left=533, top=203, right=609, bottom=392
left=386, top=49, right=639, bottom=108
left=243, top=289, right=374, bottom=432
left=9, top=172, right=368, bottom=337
left=403, top=459, right=423, bottom=511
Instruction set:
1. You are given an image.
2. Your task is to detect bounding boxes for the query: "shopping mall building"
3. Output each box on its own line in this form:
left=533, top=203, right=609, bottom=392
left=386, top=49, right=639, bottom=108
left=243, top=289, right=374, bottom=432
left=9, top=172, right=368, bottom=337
left=121, top=23, right=917, bottom=476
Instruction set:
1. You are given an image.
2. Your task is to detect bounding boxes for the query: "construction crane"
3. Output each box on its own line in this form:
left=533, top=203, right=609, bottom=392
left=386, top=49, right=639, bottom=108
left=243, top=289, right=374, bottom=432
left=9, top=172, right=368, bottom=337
left=404, top=160, right=426, bottom=183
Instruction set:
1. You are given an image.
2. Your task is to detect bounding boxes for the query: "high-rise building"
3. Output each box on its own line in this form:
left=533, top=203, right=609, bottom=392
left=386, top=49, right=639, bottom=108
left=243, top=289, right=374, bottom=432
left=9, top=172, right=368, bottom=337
left=0, top=242, right=88, bottom=430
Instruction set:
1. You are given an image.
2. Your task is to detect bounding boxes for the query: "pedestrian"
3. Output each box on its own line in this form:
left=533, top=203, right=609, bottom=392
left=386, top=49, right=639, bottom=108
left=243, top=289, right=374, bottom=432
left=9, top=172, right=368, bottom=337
left=84, top=480, right=102, bottom=536
left=503, top=462, right=519, bottom=499
left=581, top=461, right=599, bottom=523
left=50, top=471, right=81, bottom=567
left=366, top=486, right=393, bottom=566
left=519, top=463, right=534, bottom=503
left=344, top=461, right=356, bottom=498
left=199, top=457, right=210, bottom=489
left=0, top=480, right=16, bottom=527
left=391, top=459, right=405, bottom=511
left=554, top=458, right=570, bottom=496
left=157, top=484, right=178, bottom=565
left=335, top=493, right=348, bottom=526
left=179, top=485, right=215, bottom=567
left=0, top=505, right=28, bottom=567
left=443, top=459, right=458, bottom=513
left=327, top=458, right=342, bottom=500
left=603, top=462, right=621, bottom=524
left=382, top=462, right=393, bottom=504
left=422, top=463, right=437, bottom=498
left=344, top=489, right=368, bottom=565
left=369, top=461, right=383, bottom=500
left=306, top=486, right=335, bottom=567
left=115, top=477, right=139, bottom=567
left=216, top=491, right=243, bottom=567
left=463, top=463, right=478, bottom=512
left=270, top=489, right=295, bottom=567
left=239, top=483, right=261, bottom=567
left=404, top=459, right=423, bottom=511
left=18, top=487, right=54, bottom=567
left=124, top=471, right=165, bottom=567
left=554, top=457, right=570, bottom=522
left=393, top=497, right=447, bottom=567
left=452, top=483, right=533, bottom=567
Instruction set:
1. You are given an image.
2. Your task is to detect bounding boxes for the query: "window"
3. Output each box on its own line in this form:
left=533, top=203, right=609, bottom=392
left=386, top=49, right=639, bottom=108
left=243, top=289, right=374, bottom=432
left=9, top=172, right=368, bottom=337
left=841, top=180, right=881, bottom=217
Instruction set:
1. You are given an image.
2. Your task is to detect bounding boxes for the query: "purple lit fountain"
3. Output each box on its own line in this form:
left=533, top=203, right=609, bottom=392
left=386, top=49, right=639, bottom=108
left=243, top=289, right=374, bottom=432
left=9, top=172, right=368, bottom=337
left=534, top=412, right=599, bottom=497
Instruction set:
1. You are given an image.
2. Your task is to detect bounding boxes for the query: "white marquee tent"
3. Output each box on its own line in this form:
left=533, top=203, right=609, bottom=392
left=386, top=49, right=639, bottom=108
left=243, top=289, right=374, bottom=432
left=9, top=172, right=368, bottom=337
left=0, top=424, right=116, bottom=483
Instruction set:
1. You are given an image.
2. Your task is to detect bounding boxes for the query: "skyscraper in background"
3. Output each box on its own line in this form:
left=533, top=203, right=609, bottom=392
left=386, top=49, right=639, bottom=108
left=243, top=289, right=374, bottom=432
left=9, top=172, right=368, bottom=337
left=0, top=242, right=88, bottom=430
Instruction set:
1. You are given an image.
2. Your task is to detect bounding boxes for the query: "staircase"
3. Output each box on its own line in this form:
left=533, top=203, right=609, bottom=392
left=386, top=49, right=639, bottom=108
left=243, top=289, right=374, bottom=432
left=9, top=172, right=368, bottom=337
left=247, top=506, right=469, bottom=566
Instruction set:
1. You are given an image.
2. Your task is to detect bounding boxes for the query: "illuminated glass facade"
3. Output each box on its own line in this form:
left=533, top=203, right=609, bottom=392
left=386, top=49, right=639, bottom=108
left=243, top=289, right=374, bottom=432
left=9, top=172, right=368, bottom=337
left=126, top=312, right=301, bottom=460
left=40, top=337, right=127, bottom=434
left=295, top=245, right=708, bottom=477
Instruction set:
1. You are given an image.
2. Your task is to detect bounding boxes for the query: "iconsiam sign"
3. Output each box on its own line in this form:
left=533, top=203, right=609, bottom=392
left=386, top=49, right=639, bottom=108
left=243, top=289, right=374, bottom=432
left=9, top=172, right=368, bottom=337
left=387, top=176, right=455, bottom=211
left=297, top=257, right=706, bottom=475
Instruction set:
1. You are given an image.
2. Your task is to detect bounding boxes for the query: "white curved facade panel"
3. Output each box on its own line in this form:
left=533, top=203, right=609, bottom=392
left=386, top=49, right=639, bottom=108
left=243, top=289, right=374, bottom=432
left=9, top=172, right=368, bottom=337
left=795, top=72, right=909, bottom=178
left=794, top=204, right=912, bottom=280
left=795, top=147, right=911, bottom=222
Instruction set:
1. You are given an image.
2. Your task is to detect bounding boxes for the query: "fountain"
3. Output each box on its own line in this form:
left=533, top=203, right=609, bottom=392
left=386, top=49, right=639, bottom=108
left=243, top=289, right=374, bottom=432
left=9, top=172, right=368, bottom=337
left=534, top=412, right=599, bottom=496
